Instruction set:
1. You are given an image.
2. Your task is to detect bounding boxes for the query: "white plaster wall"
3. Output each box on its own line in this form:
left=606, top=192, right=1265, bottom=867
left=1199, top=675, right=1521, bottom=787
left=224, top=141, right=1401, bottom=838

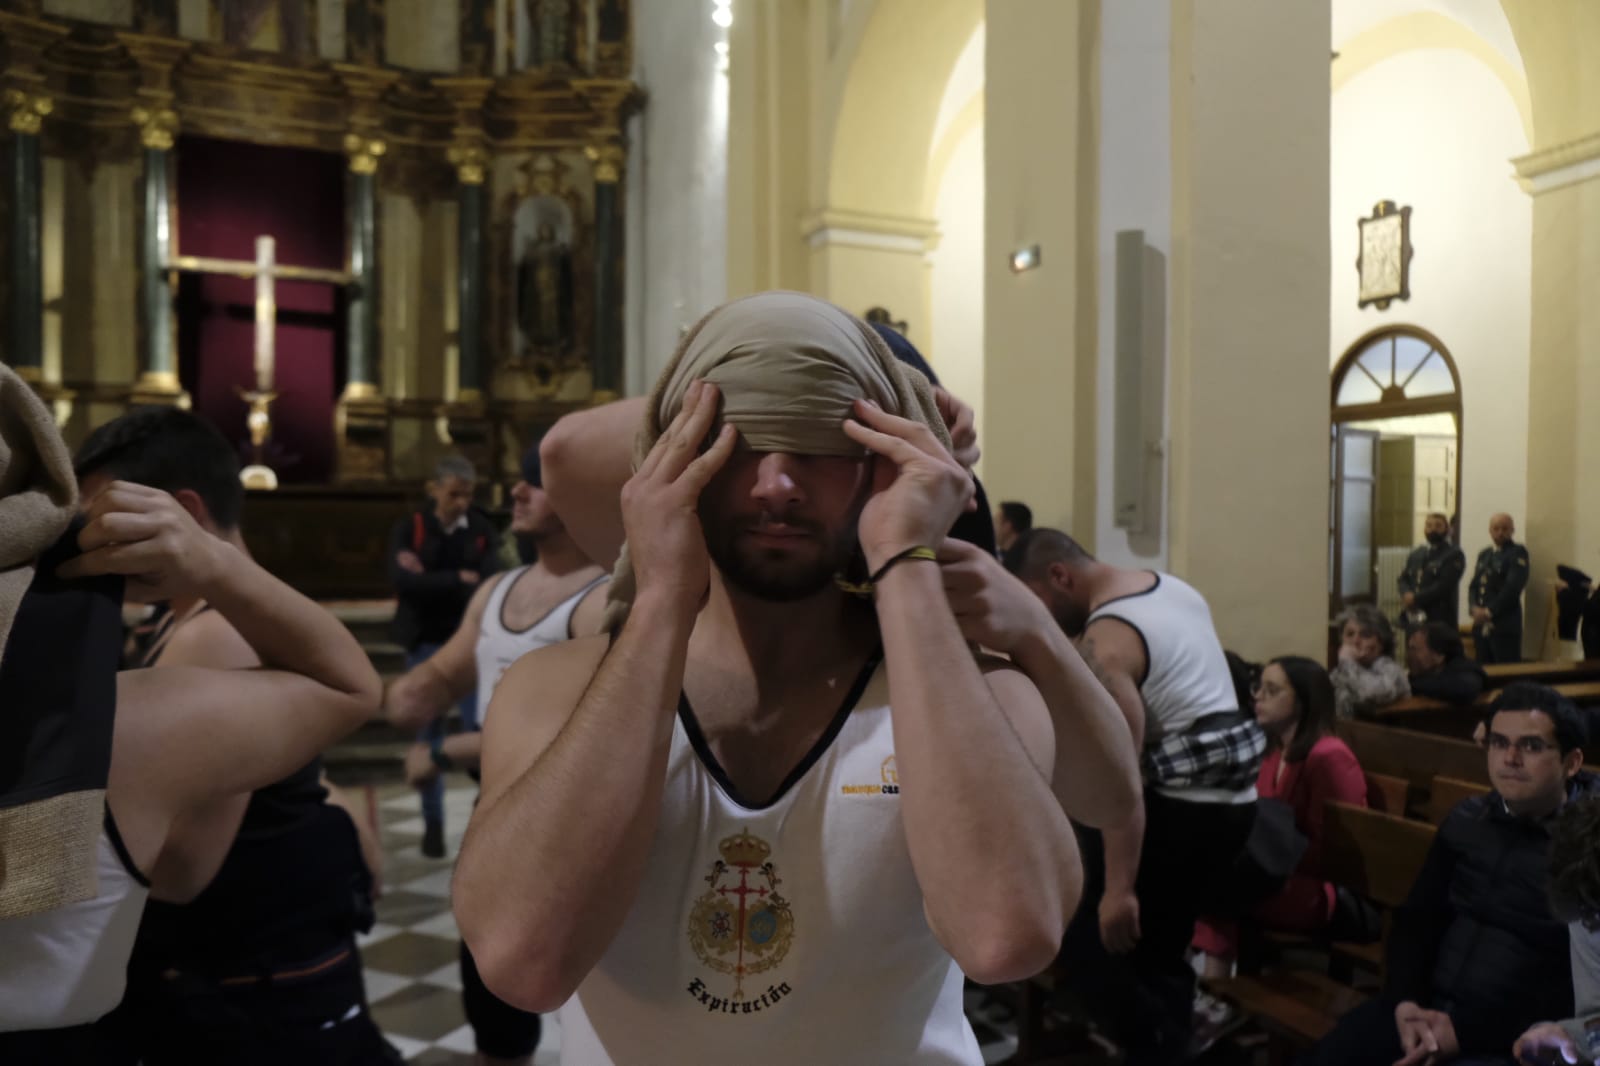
left=1095, top=0, right=1171, bottom=568
left=928, top=124, right=984, bottom=462
left=1330, top=48, right=1531, bottom=594
left=623, top=0, right=729, bottom=396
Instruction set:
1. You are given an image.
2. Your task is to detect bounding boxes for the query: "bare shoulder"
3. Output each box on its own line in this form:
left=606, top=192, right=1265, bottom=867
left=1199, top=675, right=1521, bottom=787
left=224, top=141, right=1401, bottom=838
left=1081, top=615, right=1148, bottom=682
left=479, top=634, right=612, bottom=805
left=569, top=578, right=612, bottom=639
left=158, top=609, right=259, bottom=670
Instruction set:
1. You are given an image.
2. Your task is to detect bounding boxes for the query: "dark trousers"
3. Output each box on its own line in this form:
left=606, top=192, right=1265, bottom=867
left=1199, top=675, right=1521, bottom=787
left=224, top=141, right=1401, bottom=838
left=1472, top=623, right=1523, bottom=664
left=1298, top=998, right=1516, bottom=1066
left=1058, top=790, right=1257, bottom=1066
left=460, top=939, right=541, bottom=1059
left=102, top=940, right=402, bottom=1066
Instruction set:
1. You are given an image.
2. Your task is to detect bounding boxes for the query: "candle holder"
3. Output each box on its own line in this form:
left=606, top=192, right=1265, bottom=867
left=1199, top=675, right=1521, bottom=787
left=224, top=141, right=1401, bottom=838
left=238, top=387, right=280, bottom=490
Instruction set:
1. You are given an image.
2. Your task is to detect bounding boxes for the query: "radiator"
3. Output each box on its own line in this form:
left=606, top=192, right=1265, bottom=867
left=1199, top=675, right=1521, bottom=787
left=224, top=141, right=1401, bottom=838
left=1375, top=546, right=1410, bottom=619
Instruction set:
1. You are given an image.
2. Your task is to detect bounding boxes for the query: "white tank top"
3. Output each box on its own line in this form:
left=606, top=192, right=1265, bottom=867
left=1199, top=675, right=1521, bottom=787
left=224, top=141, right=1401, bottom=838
left=0, top=817, right=150, bottom=1032
left=558, top=659, right=982, bottom=1066
left=1087, top=573, right=1249, bottom=803
left=475, top=568, right=607, bottom=724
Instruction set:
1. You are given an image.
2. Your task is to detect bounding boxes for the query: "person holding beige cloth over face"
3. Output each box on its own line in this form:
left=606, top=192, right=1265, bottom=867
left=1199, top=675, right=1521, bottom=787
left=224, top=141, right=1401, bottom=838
left=455, top=292, right=1081, bottom=1065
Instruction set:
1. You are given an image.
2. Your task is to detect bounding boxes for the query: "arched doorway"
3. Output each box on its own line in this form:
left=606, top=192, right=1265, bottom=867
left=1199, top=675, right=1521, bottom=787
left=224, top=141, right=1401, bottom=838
left=1329, top=326, right=1463, bottom=616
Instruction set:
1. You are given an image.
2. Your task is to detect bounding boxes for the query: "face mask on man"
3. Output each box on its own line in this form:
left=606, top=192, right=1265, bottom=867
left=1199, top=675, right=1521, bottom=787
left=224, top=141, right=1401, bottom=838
left=1426, top=531, right=1447, bottom=546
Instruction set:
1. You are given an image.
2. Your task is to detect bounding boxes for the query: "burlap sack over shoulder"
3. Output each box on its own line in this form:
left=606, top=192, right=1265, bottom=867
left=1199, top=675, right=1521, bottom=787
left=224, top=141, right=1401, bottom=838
left=0, top=361, right=99, bottom=921
left=603, top=291, right=952, bottom=630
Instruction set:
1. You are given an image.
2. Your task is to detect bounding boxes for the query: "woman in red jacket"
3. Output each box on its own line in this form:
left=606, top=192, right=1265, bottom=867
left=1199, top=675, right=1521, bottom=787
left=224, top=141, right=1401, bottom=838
left=1194, top=655, right=1369, bottom=976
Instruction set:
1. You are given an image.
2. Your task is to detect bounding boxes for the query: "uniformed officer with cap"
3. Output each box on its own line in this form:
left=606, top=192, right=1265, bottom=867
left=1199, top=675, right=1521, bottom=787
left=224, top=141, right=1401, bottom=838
left=1398, top=511, right=1466, bottom=631
left=1469, top=512, right=1529, bottom=664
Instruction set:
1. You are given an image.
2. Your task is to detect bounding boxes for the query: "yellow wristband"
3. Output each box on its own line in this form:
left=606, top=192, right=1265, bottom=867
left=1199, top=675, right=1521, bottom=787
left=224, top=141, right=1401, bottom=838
left=868, top=545, right=938, bottom=585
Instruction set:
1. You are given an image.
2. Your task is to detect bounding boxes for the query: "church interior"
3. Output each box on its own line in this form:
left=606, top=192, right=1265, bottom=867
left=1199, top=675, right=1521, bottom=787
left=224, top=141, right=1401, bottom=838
left=6, top=0, right=1600, bottom=1064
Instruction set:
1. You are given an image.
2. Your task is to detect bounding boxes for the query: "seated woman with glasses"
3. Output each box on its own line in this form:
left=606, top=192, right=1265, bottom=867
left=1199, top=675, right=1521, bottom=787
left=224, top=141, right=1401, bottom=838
left=1330, top=604, right=1410, bottom=719
left=1193, top=657, right=1374, bottom=982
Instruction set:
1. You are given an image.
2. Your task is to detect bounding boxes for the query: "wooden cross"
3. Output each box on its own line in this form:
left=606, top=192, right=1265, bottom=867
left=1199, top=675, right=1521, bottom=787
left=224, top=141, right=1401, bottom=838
left=170, top=235, right=352, bottom=487
left=170, top=235, right=352, bottom=393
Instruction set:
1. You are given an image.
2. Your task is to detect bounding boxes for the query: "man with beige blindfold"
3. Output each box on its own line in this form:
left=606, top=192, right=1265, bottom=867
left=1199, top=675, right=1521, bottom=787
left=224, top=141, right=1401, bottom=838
left=456, top=292, right=1085, bottom=1064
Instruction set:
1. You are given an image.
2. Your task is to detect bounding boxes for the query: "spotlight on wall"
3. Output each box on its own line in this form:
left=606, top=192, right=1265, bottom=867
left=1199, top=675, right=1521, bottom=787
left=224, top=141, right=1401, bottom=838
left=1009, top=244, right=1042, bottom=274
left=712, top=0, right=733, bottom=28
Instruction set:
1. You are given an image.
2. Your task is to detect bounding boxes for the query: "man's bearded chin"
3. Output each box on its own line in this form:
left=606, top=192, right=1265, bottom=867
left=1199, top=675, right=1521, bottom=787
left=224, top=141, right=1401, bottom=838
left=702, top=517, right=859, bottom=603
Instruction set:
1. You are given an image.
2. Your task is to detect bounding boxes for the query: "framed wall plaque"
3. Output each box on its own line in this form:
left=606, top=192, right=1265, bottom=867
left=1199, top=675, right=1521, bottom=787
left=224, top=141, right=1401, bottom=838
left=1357, top=200, right=1413, bottom=310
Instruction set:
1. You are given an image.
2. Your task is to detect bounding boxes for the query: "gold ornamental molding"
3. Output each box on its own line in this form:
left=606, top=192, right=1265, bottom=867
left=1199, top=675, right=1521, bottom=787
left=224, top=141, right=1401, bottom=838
left=131, top=105, right=179, bottom=150
left=4, top=89, right=52, bottom=134
left=1512, top=131, right=1600, bottom=196
left=448, top=140, right=489, bottom=185
left=344, top=133, right=387, bottom=175
left=585, top=140, right=625, bottom=183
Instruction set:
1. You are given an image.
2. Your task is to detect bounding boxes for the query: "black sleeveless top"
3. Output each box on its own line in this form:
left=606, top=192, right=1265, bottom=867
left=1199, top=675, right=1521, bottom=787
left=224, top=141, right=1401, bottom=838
left=123, top=609, right=373, bottom=974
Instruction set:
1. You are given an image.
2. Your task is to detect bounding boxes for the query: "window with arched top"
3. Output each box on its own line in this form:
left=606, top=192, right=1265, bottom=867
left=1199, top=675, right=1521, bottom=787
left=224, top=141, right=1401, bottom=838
left=1329, top=327, right=1463, bottom=617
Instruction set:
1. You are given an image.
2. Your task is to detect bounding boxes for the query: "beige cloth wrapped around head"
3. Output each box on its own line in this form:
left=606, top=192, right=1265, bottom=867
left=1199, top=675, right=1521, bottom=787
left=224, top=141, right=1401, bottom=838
left=604, top=291, right=950, bottom=628
left=0, top=363, right=77, bottom=660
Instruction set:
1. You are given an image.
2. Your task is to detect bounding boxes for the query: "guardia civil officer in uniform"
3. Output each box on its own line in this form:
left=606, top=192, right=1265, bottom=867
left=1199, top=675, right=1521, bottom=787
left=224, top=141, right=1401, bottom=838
left=1398, top=511, right=1466, bottom=631
left=1470, top=512, right=1530, bottom=664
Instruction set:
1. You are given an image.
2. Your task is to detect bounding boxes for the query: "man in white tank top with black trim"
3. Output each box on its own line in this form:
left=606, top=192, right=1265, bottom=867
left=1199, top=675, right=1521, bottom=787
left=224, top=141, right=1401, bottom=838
left=1010, top=528, right=1264, bottom=1066
left=455, top=293, right=1080, bottom=1066
left=386, top=445, right=606, bottom=1066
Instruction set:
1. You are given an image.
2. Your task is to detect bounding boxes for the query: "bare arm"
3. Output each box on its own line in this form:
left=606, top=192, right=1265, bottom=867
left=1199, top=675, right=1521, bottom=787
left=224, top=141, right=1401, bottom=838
left=386, top=573, right=501, bottom=731
left=937, top=539, right=1140, bottom=829
left=458, top=381, right=735, bottom=1012
left=77, top=484, right=380, bottom=869
left=1079, top=618, right=1151, bottom=954
left=876, top=562, right=1080, bottom=984
left=539, top=396, right=646, bottom=570
left=456, top=613, right=686, bottom=1012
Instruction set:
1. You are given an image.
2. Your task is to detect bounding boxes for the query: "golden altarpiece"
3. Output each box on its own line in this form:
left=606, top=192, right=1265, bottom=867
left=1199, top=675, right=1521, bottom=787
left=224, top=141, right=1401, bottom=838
left=0, top=0, right=637, bottom=596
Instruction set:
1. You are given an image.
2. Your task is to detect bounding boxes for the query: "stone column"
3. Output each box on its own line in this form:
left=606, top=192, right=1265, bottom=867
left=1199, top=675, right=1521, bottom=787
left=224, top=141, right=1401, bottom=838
left=335, top=132, right=389, bottom=482
left=1517, top=135, right=1600, bottom=656
left=129, top=105, right=184, bottom=405
left=1164, top=0, right=1330, bottom=659
left=442, top=138, right=492, bottom=478
left=5, top=88, right=49, bottom=379
left=342, top=133, right=384, bottom=399
left=588, top=138, right=626, bottom=399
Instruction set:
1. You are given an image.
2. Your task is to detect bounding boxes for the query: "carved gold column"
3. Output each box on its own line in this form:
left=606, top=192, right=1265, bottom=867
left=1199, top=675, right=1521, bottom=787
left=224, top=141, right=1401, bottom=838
left=6, top=88, right=50, bottom=381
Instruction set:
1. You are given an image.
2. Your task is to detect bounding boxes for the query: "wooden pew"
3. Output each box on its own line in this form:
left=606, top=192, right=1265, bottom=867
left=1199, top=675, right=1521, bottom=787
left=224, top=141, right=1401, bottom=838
left=1208, top=805, right=1437, bottom=1054
left=1364, top=771, right=1410, bottom=816
left=1483, top=659, right=1600, bottom=685
left=1425, top=775, right=1489, bottom=825
left=1337, top=720, right=1489, bottom=792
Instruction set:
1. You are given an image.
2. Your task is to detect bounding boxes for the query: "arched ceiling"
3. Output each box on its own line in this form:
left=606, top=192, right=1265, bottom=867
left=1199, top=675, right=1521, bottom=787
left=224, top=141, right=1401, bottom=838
left=825, top=0, right=983, bottom=218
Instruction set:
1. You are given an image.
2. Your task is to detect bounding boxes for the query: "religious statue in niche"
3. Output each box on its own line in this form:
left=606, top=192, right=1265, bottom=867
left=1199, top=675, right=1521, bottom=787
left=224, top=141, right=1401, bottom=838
left=511, top=156, right=579, bottom=361
left=1356, top=200, right=1413, bottom=310
left=525, top=0, right=576, bottom=67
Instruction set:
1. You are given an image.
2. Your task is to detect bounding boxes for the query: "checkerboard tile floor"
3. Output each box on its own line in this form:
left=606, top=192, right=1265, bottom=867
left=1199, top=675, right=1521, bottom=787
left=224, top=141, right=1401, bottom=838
left=357, top=778, right=1019, bottom=1064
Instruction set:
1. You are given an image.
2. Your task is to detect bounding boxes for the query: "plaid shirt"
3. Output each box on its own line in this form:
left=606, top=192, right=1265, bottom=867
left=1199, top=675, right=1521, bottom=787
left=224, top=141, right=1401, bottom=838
left=1142, top=711, right=1266, bottom=792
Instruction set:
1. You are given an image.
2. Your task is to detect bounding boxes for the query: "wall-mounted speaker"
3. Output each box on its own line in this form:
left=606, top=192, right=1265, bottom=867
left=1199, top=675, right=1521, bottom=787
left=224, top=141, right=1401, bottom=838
left=1112, top=229, right=1167, bottom=544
